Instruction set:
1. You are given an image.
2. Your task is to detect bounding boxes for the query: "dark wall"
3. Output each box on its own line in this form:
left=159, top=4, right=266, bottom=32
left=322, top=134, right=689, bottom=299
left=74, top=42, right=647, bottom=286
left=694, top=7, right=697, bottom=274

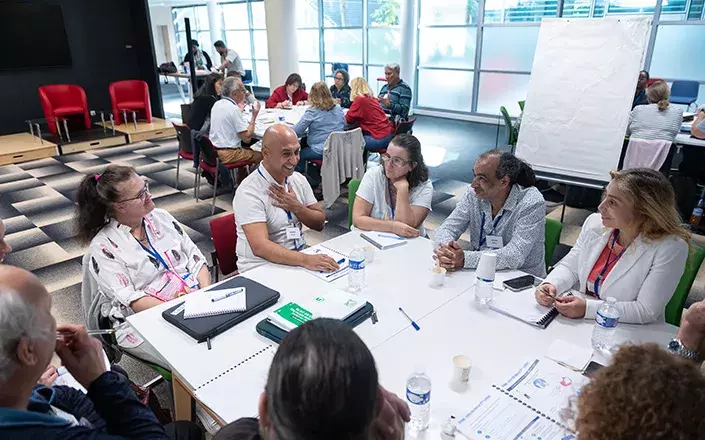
left=0, top=0, right=162, bottom=135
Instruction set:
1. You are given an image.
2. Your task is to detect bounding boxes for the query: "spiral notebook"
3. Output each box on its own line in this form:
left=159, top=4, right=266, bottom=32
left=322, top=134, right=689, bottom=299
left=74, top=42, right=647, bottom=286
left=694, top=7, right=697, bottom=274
left=489, top=287, right=573, bottom=329
left=183, top=287, right=247, bottom=319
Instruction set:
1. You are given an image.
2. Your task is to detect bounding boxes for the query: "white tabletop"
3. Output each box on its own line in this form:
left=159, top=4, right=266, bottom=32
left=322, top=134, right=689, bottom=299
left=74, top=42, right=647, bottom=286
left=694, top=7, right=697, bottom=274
left=676, top=132, right=705, bottom=148
left=164, top=70, right=211, bottom=79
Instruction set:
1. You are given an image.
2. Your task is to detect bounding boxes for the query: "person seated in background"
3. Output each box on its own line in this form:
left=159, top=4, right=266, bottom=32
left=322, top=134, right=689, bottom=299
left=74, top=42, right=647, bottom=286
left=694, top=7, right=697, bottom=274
left=535, top=168, right=689, bottom=324
left=632, top=70, right=649, bottom=109
left=209, top=77, right=262, bottom=175
left=181, top=39, right=212, bottom=71
left=0, top=265, right=188, bottom=440
left=433, top=151, right=546, bottom=278
left=75, top=165, right=211, bottom=366
left=691, top=107, right=705, bottom=140
left=329, top=69, right=351, bottom=108
left=293, top=82, right=345, bottom=175
left=266, top=73, right=308, bottom=109
left=213, top=40, right=245, bottom=78
left=627, top=80, right=683, bottom=144
left=234, top=125, right=337, bottom=273
left=213, top=318, right=409, bottom=440
left=0, top=218, right=12, bottom=263
left=574, top=344, right=705, bottom=439
left=346, top=77, right=395, bottom=152
left=187, top=72, right=222, bottom=135
left=353, top=134, right=433, bottom=238
left=378, top=63, right=412, bottom=120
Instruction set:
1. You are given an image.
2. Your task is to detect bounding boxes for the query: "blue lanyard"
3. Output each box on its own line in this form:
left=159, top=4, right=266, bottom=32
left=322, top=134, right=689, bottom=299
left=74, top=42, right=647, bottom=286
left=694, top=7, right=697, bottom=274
left=593, top=230, right=626, bottom=299
left=478, top=212, right=503, bottom=249
left=387, top=180, right=395, bottom=220
left=136, top=224, right=169, bottom=270
left=257, top=167, right=293, bottom=222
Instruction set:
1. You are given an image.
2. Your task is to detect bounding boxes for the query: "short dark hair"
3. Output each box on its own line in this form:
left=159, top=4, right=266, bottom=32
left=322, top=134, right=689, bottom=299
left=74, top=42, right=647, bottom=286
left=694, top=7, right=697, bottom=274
left=194, top=72, right=223, bottom=98
left=190, top=40, right=199, bottom=47
left=214, top=40, right=225, bottom=48
left=265, top=318, right=378, bottom=440
left=334, top=69, right=350, bottom=85
left=480, top=150, right=536, bottom=187
left=285, top=73, right=302, bottom=88
left=389, top=134, right=429, bottom=189
left=640, top=70, right=650, bottom=80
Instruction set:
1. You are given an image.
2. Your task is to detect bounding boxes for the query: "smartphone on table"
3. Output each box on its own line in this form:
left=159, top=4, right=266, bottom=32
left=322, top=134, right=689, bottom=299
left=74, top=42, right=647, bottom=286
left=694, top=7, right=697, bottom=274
left=502, top=275, right=536, bottom=292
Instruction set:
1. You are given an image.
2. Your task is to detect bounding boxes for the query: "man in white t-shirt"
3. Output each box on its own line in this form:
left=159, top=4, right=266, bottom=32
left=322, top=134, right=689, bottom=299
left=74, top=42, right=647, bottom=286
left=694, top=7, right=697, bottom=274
left=209, top=77, right=262, bottom=168
left=234, top=125, right=339, bottom=273
left=214, top=40, right=245, bottom=78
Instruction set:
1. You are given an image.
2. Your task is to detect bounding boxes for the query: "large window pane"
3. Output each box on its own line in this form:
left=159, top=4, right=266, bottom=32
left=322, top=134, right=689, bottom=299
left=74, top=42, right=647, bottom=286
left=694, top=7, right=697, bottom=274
left=255, top=61, right=270, bottom=87
left=195, top=6, right=209, bottom=29
left=367, top=65, right=387, bottom=92
left=222, top=3, right=249, bottom=30
left=299, top=62, right=322, bottom=87
left=225, top=31, right=252, bottom=59
left=253, top=30, right=268, bottom=59
left=298, top=29, right=320, bottom=62
left=368, top=28, right=401, bottom=65
left=297, top=0, right=320, bottom=28
left=322, top=0, right=363, bottom=27
left=368, top=0, right=401, bottom=26
left=418, top=27, right=476, bottom=69
left=651, top=25, right=705, bottom=80
left=196, top=32, right=212, bottom=56
left=419, top=0, right=479, bottom=25
left=561, top=0, right=592, bottom=17
left=477, top=72, right=530, bottom=116
left=481, top=26, right=539, bottom=72
left=173, top=7, right=195, bottom=32
left=251, top=2, right=266, bottom=28
left=417, top=69, right=474, bottom=112
left=484, top=0, right=557, bottom=23
left=176, top=31, right=188, bottom=60
left=324, top=29, right=363, bottom=64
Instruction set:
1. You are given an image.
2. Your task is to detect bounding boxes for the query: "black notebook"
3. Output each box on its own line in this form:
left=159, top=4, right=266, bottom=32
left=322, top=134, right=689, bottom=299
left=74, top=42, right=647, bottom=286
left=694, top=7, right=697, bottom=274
left=162, top=276, right=280, bottom=343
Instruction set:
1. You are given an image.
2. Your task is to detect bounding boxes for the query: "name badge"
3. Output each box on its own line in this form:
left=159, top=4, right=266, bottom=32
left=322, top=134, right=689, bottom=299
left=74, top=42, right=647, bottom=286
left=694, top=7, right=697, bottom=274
left=486, top=235, right=503, bottom=249
left=182, top=272, right=199, bottom=290
left=286, top=226, right=302, bottom=240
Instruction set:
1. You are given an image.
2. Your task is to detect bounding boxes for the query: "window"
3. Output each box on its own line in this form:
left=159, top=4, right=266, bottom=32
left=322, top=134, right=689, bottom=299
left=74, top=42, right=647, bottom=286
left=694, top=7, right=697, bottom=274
left=418, top=27, right=477, bottom=69
left=417, top=69, right=475, bottom=112
left=322, top=0, right=364, bottom=27
left=172, top=6, right=210, bottom=61
left=298, top=0, right=320, bottom=28
left=324, top=29, right=363, bottom=64
left=218, top=1, right=268, bottom=86
left=299, top=62, right=323, bottom=87
left=650, top=25, right=705, bottom=80
left=480, top=26, right=539, bottom=72
left=419, top=0, right=479, bottom=25
left=476, top=72, right=530, bottom=115
left=483, top=0, right=557, bottom=23
left=298, top=30, right=320, bottom=62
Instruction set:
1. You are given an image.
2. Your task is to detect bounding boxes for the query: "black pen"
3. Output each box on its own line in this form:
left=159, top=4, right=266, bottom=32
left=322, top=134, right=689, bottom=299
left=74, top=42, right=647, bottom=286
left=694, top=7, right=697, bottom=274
left=207, top=337, right=212, bottom=350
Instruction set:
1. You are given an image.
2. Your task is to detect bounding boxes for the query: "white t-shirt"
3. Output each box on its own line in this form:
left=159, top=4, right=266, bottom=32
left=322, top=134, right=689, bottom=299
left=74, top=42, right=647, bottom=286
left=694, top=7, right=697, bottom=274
left=223, top=49, right=245, bottom=77
left=234, top=164, right=318, bottom=272
left=356, top=166, right=434, bottom=236
left=209, top=98, right=249, bottom=149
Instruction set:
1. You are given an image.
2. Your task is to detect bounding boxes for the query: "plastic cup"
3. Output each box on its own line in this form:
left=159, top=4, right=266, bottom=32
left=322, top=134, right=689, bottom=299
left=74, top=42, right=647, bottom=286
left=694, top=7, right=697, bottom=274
left=430, top=266, right=446, bottom=287
left=453, top=355, right=472, bottom=383
left=363, top=246, right=375, bottom=264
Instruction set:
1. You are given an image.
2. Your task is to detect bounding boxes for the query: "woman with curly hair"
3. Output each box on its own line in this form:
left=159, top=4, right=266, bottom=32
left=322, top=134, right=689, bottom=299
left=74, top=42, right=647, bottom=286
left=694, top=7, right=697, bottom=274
left=576, top=344, right=705, bottom=439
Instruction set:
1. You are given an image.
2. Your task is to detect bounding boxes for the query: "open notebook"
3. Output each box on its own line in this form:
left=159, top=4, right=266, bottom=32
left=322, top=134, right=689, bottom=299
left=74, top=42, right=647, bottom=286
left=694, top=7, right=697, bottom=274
left=489, top=287, right=573, bottom=329
left=301, top=245, right=349, bottom=282
left=183, top=287, right=247, bottom=319
left=360, top=231, right=407, bottom=250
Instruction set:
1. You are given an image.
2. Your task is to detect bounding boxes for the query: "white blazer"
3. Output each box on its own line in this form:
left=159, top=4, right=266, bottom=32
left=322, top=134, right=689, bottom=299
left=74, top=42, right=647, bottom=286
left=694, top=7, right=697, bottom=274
left=544, top=213, right=688, bottom=324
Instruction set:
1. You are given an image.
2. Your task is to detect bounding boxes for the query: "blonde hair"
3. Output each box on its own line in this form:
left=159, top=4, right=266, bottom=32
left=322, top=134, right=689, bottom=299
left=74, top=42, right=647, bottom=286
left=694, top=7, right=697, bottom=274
left=609, top=168, right=690, bottom=247
left=350, top=77, right=374, bottom=101
left=646, top=81, right=670, bottom=111
left=308, top=82, right=336, bottom=111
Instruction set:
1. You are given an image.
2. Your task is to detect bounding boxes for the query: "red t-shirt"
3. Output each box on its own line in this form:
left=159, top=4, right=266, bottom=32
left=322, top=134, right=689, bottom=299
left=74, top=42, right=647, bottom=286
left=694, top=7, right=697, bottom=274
left=265, top=85, right=308, bottom=108
left=345, top=95, right=394, bottom=140
left=586, top=237, right=625, bottom=296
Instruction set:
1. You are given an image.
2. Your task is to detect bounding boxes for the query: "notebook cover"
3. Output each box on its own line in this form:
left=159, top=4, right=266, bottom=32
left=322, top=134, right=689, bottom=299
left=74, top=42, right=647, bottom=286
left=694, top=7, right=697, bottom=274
left=255, top=301, right=374, bottom=344
left=162, top=276, right=280, bottom=343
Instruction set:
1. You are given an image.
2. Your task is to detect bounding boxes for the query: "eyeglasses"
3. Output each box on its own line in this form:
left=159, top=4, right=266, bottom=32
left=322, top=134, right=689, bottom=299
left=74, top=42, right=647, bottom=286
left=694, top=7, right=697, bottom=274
left=334, top=76, right=344, bottom=81
left=381, top=154, right=412, bottom=168
left=118, top=180, right=150, bottom=203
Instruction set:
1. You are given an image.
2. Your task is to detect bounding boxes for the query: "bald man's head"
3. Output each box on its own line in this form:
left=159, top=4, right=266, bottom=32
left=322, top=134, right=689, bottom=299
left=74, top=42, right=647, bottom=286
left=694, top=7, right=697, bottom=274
left=261, top=125, right=301, bottom=181
left=0, top=265, right=48, bottom=304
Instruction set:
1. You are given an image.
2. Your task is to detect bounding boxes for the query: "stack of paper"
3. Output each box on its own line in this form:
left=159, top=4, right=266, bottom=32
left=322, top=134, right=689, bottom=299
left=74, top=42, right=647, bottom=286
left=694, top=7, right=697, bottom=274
left=360, top=231, right=407, bottom=250
left=546, top=339, right=593, bottom=372
left=267, top=290, right=367, bottom=331
left=183, top=287, right=247, bottom=319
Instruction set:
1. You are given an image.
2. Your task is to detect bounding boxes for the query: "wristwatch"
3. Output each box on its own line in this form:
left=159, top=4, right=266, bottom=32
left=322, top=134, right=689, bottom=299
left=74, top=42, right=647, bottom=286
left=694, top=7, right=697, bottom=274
left=667, top=338, right=699, bottom=361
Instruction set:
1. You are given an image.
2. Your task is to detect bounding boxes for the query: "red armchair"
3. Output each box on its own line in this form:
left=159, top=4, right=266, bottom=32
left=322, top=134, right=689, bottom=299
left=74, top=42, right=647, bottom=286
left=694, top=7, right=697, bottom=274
left=38, top=84, right=91, bottom=135
left=109, top=80, right=152, bottom=125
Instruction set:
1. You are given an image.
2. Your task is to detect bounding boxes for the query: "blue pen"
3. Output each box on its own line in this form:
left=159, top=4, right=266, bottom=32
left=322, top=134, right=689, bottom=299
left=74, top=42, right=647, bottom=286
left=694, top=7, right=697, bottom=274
left=319, top=257, right=347, bottom=273
left=399, top=307, right=420, bottom=331
left=378, top=233, right=406, bottom=241
left=211, top=287, right=245, bottom=302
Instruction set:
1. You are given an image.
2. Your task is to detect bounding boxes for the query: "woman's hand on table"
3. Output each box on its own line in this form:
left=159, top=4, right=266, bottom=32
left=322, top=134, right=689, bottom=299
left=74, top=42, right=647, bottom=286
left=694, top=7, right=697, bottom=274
left=535, top=283, right=557, bottom=307
left=554, top=295, right=587, bottom=318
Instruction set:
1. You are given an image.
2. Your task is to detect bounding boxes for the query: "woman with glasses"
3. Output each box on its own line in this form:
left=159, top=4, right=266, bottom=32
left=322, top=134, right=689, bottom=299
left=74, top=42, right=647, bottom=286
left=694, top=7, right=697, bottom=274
left=75, top=164, right=211, bottom=366
left=352, top=134, right=433, bottom=238
left=329, top=69, right=351, bottom=108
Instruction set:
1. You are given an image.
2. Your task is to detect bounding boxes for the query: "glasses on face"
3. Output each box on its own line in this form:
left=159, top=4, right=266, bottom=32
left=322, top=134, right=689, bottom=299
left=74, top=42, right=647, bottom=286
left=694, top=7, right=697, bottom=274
left=118, top=180, right=150, bottom=203
left=381, top=154, right=411, bottom=168
left=334, top=76, right=344, bottom=81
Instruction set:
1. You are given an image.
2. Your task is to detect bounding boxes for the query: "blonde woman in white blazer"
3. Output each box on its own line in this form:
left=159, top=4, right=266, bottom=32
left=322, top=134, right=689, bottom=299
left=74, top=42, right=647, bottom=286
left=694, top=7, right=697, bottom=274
left=536, top=168, right=690, bottom=324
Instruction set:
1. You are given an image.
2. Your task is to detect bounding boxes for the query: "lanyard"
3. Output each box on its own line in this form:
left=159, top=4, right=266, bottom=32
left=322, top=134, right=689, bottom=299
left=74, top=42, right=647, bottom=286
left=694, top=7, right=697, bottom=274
left=257, top=167, right=293, bottom=222
left=478, top=212, right=503, bottom=249
left=136, top=225, right=170, bottom=270
left=387, top=180, right=395, bottom=220
left=593, top=230, right=626, bottom=299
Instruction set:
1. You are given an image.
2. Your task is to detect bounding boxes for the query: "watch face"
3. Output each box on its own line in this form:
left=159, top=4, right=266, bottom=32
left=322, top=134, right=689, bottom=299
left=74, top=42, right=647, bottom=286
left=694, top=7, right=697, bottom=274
left=669, top=340, right=680, bottom=350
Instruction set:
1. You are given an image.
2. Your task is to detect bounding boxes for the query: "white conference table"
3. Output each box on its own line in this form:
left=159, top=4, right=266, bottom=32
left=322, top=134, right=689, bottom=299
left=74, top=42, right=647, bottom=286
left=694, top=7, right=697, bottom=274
left=163, top=70, right=211, bottom=103
left=676, top=132, right=705, bottom=148
left=252, top=105, right=308, bottom=139
left=127, top=231, right=678, bottom=433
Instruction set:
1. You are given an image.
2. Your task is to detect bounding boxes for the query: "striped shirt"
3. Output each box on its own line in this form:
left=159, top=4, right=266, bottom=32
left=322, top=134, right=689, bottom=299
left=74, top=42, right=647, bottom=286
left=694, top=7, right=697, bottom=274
left=627, top=104, right=683, bottom=143
left=380, top=79, right=412, bottom=120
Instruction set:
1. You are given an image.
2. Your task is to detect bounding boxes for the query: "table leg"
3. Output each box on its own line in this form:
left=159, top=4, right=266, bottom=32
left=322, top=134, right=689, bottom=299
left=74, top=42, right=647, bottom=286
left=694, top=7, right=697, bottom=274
left=175, top=76, right=187, bottom=104
left=560, top=185, right=569, bottom=223
left=172, top=374, right=194, bottom=421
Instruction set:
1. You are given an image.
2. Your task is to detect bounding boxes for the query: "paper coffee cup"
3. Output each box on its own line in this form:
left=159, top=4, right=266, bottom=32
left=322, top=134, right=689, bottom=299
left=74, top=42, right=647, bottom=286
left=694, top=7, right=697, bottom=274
left=430, top=266, right=446, bottom=287
left=476, top=252, right=497, bottom=281
left=453, top=355, right=472, bottom=383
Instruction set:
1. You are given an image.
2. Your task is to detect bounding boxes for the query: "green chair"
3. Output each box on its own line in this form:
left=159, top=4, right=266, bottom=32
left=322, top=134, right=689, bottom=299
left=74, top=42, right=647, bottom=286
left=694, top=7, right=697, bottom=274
left=544, top=217, right=563, bottom=270
left=500, top=106, right=517, bottom=147
left=348, top=178, right=361, bottom=229
left=518, top=100, right=525, bottom=111
left=665, top=245, right=705, bottom=326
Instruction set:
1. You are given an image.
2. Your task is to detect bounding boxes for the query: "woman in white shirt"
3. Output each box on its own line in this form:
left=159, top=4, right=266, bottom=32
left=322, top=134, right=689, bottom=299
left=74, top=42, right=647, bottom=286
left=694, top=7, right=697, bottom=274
left=535, top=168, right=690, bottom=324
left=76, top=164, right=211, bottom=365
left=627, top=81, right=683, bottom=143
left=352, top=134, right=433, bottom=237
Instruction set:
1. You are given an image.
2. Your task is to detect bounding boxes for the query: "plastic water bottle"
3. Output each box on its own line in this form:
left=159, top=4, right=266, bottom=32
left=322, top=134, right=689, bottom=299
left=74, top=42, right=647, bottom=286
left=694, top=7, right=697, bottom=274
left=474, top=277, right=494, bottom=305
left=474, top=252, right=496, bottom=305
left=348, top=247, right=365, bottom=292
left=407, top=368, right=431, bottom=432
left=592, top=297, right=619, bottom=353
left=277, top=110, right=285, bottom=124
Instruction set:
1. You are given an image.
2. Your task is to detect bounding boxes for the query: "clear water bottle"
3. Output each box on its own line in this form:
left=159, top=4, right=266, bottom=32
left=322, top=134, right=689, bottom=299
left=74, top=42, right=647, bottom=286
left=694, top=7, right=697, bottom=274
left=348, top=247, right=365, bottom=292
left=474, top=277, right=494, bottom=305
left=277, top=110, right=285, bottom=124
left=407, top=368, right=431, bottom=432
left=592, top=297, right=619, bottom=353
